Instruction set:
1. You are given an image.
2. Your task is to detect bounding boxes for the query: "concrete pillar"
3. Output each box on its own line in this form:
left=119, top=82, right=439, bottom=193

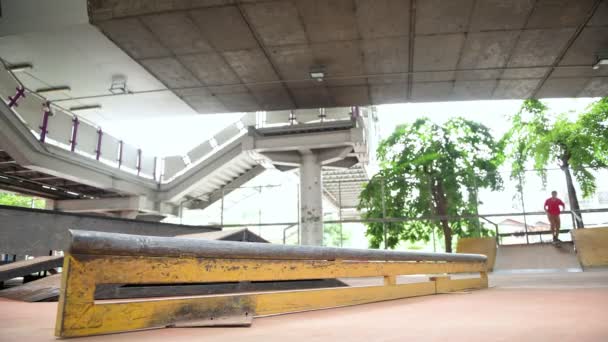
left=300, top=153, right=323, bottom=245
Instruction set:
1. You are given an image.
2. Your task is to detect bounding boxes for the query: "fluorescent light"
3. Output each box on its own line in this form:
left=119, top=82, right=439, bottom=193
left=36, top=86, right=71, bottom=95
left=310, top=71, right=325, bottom=79
left=310, top=65, right=326, bottom=82
left=70, top=104, right=102, bottom=112
left=592, top=58, right=608, bottom=70
left=8, top=63, right=33, bottom=72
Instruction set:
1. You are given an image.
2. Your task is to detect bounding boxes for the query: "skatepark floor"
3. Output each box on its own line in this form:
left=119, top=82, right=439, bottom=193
left=1, top=269, right=607, bottom=342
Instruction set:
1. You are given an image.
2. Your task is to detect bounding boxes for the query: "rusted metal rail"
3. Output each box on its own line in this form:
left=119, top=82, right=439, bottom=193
left=56, top=230, right=488, bottom=337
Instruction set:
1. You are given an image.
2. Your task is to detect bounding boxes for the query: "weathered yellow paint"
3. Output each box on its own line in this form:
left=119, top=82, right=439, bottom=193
left=76, top=256, right=485, bottom=284
left=571, top=227, right=608, bottom=268
left=432, top=274, right=488, bottom=293
left=56, top=253, right=488, bottom=337
left=457, top=237, right=497, bottom=271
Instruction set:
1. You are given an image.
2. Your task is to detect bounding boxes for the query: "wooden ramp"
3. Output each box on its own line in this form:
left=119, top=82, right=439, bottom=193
left=0, top=256, right=63, bottom=283
left=494, top=243, right=581, bottom=272
left=0, top=274, right=61, bottom=302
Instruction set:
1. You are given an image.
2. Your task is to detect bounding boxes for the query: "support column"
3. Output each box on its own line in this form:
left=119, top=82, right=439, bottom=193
left=300, top=153, right=323, bottom=246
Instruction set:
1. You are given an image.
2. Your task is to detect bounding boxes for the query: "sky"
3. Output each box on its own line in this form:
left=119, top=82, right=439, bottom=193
left=374, top=98, right=599, bottom=140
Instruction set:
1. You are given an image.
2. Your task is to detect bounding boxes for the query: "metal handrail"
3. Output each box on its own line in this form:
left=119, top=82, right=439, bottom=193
left=68, top=230, right=486, bottom=262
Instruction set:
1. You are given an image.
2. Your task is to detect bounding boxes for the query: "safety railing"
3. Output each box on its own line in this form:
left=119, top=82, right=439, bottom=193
left=56, top=230, right=487, bottom=337
left=159, top=106, right=371, bottom=182
left=0, top=60, right=158, bottom=180
left=2, top=57, right=373, bottom=191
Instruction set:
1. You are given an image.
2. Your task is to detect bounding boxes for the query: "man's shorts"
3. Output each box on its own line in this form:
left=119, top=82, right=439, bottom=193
left=547, top=214, right=561, bottom=229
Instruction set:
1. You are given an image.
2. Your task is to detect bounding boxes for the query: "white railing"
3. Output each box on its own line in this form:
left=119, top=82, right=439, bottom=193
left=2, top=58, right=370, bottom=189
left=0, top=61, right=157, bottom=180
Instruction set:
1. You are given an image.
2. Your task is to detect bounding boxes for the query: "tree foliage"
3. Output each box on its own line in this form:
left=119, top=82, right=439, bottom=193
left=358, top=118, right=502, bottom=252
left=0, top=191, right=45, bottom=209
left=500, top=98, right=608, bottom=228
left=323, top=223, right=351, bottom=247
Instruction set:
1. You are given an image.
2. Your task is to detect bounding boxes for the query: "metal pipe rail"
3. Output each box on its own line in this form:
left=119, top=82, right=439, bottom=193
left=56, top=230, right=488, bottom=338
left=68, top=230, right=486, bottom=263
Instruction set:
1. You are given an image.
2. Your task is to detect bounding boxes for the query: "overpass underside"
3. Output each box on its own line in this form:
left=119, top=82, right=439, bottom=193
left=88, top=0, right=608, bottom=112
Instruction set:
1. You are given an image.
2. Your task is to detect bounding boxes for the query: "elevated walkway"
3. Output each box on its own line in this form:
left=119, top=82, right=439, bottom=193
left=0, top=61, right=374, bottom=222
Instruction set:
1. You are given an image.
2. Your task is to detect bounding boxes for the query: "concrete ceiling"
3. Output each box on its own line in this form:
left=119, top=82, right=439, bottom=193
left=88, top=0, right=608, bottom=114
left=0, top=0, right=199, bottom=126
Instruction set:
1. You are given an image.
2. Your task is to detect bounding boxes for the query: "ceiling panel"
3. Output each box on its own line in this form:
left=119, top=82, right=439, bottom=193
left=223, top=49, right=279, bottom=83
left=411, top=82, right=455, bottom=101
left=493, top=79, right=541, bottom=99
left=178, top=53, right=241, bottom=86
left=140, top=57, right=202, bottom=88
left=243, top=1, right=307, bottom=46
left=189, top=6, right=259, bottom=52
left=247, top=83, right=295, bottom=111
left=415, top=0, right=475, bottom=35
left=536, top=77, right=590, bottom=98
left=469, top=0, right=535, bottom=31
left=526, top=0, right=596, bottom=29
left=560, top=27, right=608, bottom=66
left=453, top=80, right=497, bottom=99
left=579, top=77, right=608, bottom=97
left=355, top=0, right=410, bottom=38
left=311, top=41, right=365, bottom=77
left=369, top=81, right=407, bottom=105
left=268, top=44, right=315, bottom=80
left=140, top=12, right=213, bottom=55
left=361, top=37, right=409, bottom=74
left=329, top=85, right=370, bottom=106
left=295, top=0, right=359, bottom=43
left=413, top=34, right=465, bottom=71
left=458, top=31, right=519, bottom=69
left=507, top=28, right=575, bottom=67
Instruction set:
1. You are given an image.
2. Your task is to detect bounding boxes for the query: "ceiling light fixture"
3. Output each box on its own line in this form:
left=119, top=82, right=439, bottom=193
left=109, top=74, right=128, bottom=94
left=310, top=65, right=326, bottom=82
left=7, top=63, right=33, bottom=72
left=36, top=86, right=71, bottom=95
left=592, top=58, right=608, bottom=70
left=70, top=104, right=102, bottom=112
left=592, top=50, right=608, bottom=70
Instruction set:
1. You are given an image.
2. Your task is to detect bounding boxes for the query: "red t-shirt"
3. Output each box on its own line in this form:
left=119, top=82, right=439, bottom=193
left=544, top=198, right=565, bottom=215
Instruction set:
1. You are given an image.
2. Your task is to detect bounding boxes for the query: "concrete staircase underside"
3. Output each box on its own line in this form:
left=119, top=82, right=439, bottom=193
left=1, top=98, right=369, bottom=217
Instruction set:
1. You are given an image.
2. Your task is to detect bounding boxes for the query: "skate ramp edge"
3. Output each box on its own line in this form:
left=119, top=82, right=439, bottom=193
left=572, top=227, right=608, bottom=268
left=494, top=242, right=581, bottom=272
left=457, top=237, right=497, bottom=271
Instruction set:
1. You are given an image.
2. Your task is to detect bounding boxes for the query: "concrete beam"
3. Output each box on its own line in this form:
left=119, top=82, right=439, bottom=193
left=316, top=146, right=353, bottom=165
left=260, top=151, right=302, bottom=167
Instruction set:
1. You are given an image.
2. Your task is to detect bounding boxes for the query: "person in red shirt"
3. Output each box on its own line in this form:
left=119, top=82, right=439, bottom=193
left=544, top=191, right=565, bottom=242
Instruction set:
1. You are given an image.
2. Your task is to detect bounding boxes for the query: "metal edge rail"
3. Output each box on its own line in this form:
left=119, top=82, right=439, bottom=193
left=68, top=230, right=486, bottom=262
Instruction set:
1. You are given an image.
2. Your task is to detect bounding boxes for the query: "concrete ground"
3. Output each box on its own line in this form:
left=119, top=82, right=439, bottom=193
left=1, top=270, right=607, bottom=342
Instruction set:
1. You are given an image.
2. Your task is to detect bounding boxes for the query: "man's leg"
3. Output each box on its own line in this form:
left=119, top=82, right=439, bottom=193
left=548, top=215, right=557, bottom=241
left=555, top=215, right=561, bottom=241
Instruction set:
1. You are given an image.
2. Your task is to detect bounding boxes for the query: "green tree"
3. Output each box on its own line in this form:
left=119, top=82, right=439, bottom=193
left=323, top=223, right=351, bottom=247
left=500, top=98, right=608, bottom=228
left=0, top=191, right=45, bottom=208
left=358, top=118, right=502, bottom=252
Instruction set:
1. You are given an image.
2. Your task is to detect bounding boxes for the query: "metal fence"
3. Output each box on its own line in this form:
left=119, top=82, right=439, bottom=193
left=175, top=167, right=608, bottom=251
